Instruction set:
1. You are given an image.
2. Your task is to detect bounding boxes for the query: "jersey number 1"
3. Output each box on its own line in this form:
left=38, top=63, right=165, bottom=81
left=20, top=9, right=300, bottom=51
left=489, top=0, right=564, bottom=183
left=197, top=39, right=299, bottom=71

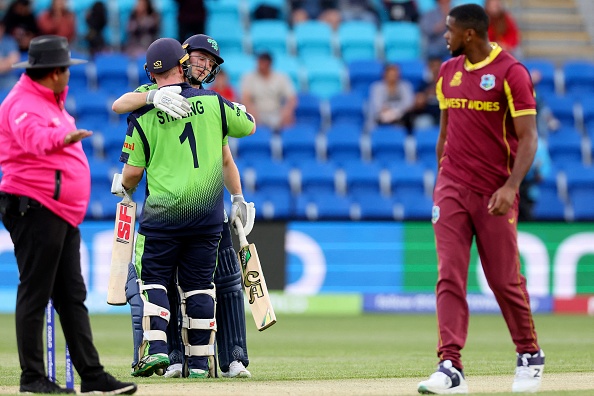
left=179, top=122, right=198, bottom=168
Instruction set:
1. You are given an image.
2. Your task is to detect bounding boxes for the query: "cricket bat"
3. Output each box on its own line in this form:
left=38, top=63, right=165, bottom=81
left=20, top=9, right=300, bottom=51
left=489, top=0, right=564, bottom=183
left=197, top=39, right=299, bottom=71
left=107, top=198, right=136, bottom=305
left=234, top=218, right=277, bottom=331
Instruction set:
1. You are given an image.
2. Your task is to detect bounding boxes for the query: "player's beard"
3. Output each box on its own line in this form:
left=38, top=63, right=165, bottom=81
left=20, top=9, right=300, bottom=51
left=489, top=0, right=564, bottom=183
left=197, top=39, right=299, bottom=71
left=451, top=42, right=464, bottom=57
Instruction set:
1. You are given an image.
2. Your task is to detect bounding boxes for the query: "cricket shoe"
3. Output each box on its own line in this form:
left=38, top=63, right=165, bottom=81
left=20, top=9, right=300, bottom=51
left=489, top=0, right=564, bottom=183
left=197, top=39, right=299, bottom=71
left=222, top=361, right=252, bottom=378
left=80, top=372, right=137, bottom=395
left=512, top=349, right=545, bottom=393
left=19, top=377, right=75, bottom=394
left=163, top=363, right=183, bottom=378
left=188, top=369, right=209, bottom=379
left=418, top=360, right=468, bottom=394
left=131, top=353, right=169, bottom=377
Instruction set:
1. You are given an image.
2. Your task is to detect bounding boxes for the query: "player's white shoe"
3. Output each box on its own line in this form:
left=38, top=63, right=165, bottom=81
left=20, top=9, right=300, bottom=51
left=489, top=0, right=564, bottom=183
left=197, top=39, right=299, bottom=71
left=222, top=361, right=252, bottom=378
left=512, top=349, right=545, bottom=393
left=163, top=363, right=183, bottom=378
left=418, top=360, right=468, bottom=394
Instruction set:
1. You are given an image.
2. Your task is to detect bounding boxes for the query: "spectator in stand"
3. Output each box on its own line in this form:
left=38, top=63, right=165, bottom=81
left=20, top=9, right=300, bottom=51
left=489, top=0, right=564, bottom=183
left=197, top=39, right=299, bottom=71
left=3, top=0, right=39, bottom=52
left=210, top=69, right=236, bottom=102
left=175, top=0, right=206, bottom=42
left=367, top=63, right=415, bottom=131
left=290, top=0, right=342, bottom=30
left=485, top=0, right=520, bottom=56
left=0, top=21, right=20, bottom=89
left=403, top=56, right=442, bottom=133
left=84, top=1, right=108, bottom=57
left=382, top=0, right=419, bottom=23
left=36, top=0, right=76, bottom=43
left=241, top=52, right=296, bottom=132
left=125, top=0, right=160, bottom=57
left=419, top=0, right=451, bottom=61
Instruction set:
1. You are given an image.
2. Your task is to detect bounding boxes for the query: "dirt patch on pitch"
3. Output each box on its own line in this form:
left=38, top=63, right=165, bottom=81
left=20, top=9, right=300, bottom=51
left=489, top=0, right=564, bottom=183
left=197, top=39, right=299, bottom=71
left=1, top=373, right=592, bottom=395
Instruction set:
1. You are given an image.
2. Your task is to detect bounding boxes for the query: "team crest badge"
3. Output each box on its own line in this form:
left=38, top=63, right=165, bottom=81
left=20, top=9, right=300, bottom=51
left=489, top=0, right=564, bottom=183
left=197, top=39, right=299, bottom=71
left=449, top=71, right=462, bottom=87
left=480, top=74, right=496, bottom=91
left=431, top=205, right=440, bottom=224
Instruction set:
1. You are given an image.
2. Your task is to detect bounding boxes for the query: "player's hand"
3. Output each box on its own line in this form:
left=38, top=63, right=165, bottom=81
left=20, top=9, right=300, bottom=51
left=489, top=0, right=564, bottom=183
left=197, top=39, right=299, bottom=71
left=230, top=194, right=255, bottom=236
left=147, top=86, right=192, bottom=120
left=64, top=129, right=92, bottom=144
left=111, top=173, right=137, bottom=199
left=488, top=185, right=516, bottom=216
left=232, top=102, right=246, bottom=112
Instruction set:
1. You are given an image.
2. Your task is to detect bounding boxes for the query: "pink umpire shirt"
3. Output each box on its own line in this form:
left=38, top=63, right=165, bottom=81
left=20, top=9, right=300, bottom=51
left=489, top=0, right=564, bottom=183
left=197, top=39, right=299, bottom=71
left=0, top=74, right=91, bottom=227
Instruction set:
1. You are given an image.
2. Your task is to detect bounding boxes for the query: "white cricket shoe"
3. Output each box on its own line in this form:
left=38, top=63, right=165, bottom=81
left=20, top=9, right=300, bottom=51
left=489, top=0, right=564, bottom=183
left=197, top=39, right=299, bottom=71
left=163, top=363, right=183, bottom=378
left=512, top=349, right=545, bottom=393
left=222, top=361, right=252, bottom=378
left=418, top=360, right=468, bottom=394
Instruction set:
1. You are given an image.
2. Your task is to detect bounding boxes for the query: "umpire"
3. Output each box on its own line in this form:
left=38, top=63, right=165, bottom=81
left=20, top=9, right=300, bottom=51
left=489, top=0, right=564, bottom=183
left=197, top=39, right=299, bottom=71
left=0, top=35, right=137, bottom=394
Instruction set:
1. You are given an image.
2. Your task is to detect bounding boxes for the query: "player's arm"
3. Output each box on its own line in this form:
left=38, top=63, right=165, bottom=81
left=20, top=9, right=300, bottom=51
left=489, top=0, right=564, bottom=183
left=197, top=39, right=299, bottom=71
left=223, top=144, right=241, bottom=195
left=435, top=75, right=447, bottom=168
left=122, top=163, right=145, bottom=191
left=112, top=92, right=149, bottom=114
left=112, top=86, right=191, bottom=119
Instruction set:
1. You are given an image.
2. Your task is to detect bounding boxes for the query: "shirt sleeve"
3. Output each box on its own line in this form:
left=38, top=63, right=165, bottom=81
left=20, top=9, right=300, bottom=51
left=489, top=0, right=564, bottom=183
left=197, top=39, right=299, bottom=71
left=504, top=63, right=537, bottom=117
left=224, top=98, right=255, bottom=138
left=134, top=83, right=157, bottom=93
left=120, top=117, right=147, bottom=167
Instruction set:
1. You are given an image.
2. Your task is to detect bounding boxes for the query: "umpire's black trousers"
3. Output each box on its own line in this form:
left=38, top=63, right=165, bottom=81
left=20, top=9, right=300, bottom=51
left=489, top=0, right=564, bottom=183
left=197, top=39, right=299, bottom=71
left=2, top=196, right=104, bottom=384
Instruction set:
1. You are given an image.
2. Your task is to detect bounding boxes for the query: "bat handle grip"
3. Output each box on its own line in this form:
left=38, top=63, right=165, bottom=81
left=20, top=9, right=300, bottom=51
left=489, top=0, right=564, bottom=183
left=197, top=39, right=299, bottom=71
left=234, top=217, right=249, bottom=247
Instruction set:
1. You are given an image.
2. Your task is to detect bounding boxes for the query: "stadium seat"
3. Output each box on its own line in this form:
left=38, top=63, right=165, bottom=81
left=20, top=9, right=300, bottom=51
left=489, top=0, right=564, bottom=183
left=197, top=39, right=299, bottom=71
left=352, top=191, right=398, bottom=220
left=295, top=92, right=323, bottom=131
left=87, top=189, right=120, bottom=220
left=452, top=0, right=485, bottom=6
left=543, top=95, right=577, bottom=129
left=323, top=122, right=363, bottom=166
left=413, top=126, right=439, bottom=169
left=249, top=158, right=293, bottom=196
left=294, top=192, right=353, bottom=220
left=388, top=161, right=429, bottom=198
left=547, top=127, right=584, bottom=168
left=341, top=160, right=384, bottom=198
left=249, top=20, right=290, bottom=57
left=234, top=125, right=276, bottom=164
left=338, top=21, right=378, bottom=63
left=298, top=159, right=338, bottom=195
left=90, top=53, right=134, bottom=96
left=222, top=53, right=256, bottom=91
left=564, top=163, right=594, bottom=196
left=72, top=90, right=113, bottom=127
left=328, top=92, right=366, bottom=130
left=369, top=125, right=407, bottom=167
left=397, top=59, right=426, bottom=92
left=524, top=58, right=557, bottom=97
left=273, top=53, right=303, bottom=90
left=381, top=21, right=421, bottom=62
left=205, top=18, right=246, bottom=56
left=348, top=59, right=383, bottom=99
left=205, top=0, right=243, bottom=27
left=563, top=60, right=594, bottom=96
left=571, top=190, right=594, bottom=221
left=293, top=20, right=335, bottom=60
left=398, top=190, right=433, bottom=220
left=532, top=189, right=566, bottom=221
left=280, top=123, right=319, bottom=165
left=250, top=188, right=293, bottom=219
left=303, top=56, right=346, bottom=99
left=154, top=0, right=178, bottom=39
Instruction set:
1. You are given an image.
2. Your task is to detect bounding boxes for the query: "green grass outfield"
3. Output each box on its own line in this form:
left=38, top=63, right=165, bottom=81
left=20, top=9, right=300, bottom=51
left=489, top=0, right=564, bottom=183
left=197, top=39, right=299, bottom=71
left=0, top=313, right=592, bottom=395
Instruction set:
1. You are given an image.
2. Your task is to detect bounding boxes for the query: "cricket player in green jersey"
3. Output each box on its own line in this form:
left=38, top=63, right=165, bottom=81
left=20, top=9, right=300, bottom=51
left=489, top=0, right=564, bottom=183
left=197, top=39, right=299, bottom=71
left=111, top=37, right=255, bottom=379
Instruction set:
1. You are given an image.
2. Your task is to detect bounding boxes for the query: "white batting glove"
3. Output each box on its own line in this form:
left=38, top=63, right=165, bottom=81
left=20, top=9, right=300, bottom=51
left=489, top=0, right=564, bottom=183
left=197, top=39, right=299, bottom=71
left=230, top=194, right=255, bottom=236
left=147, top=86, right=192, bottom=119
left=232, top=101, right=246, bottom=112
left=111, top=173, right=136, bottom=198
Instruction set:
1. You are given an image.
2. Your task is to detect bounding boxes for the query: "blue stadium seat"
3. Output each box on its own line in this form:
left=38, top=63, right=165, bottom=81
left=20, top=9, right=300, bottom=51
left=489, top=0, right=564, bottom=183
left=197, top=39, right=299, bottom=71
left=397, top=59, right=426, bottom=92
left=328, top=92, right=366, bottom=130
left=250, top=189, right=292, bottom=219
left=323, top=122, right=362, bottom=166
left=413, top=126, right=439, bottom=169
left=295, top=92, right=323, bottom=131
left=547, top=127, right=584, bottom=168
left=338, top=21, right=378, bottom=63
left=298, top=159, right=338, bottom=195
left=341, top=160, right=383, bottom=198
left=303, top=56, right=346, bottom=99
left=102, top=120, right=129, bottom=160
left=524, top=58, right=556, bottom=97
left=88, top=157, right=119, bottom=191
left=295, top=192, right=352, bottom=220
left=154, top=0, right=178, bottom=39
left=348, top=59, right=383, bottom=99
left=293, top=20, right=335, bottom=60
left=398, top=191, right=433, bottom=220
left=532, top=189, right=566, bottom=221
left=452, top=0, right=485, bottom=6
left=273, top=53, right=302, bottom=90
left=543, top=95, right=577, bottom=129
left=280, top=123, right=319, bottom=165
left=564, top=163, right=594, bottom=196
left=352, top=191, right=397, bottom=220
left=250, top=158, right=293, bottom=195
left=381, top=21, right=421, bottom=62
left=205, top=0, right=243, bottom=27
left=388, top=161, right=428, bottom=198
left=579, top=96, right=594, bottom=128
left=417, top=0, right=437, bottom=12
left=563, top=60, right=594, bottom=96
left=205, top=18, right=246, bottom=56
left=571, top=190, right=594, bottom=221
left=72, top=90, right=113, bottom=127
left=222, top=53, right=256, bottom=91
left=87, top=189, right=120, bottom=220
left=369, top=125, right=407, bottom=166
left=91, top=53, right=134, bottom=96
left=249, top=20, right=289, bottom=57
left=234, top=125, right=275, bottom=164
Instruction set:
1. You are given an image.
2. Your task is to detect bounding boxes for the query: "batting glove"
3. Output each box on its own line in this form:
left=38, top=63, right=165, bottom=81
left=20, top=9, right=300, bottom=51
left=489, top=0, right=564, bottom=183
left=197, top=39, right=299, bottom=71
left=111, top=173, right=137, bottom=199
left=230, top=194, right=255, bottom=236
left=147, top=86, right=192, bottom=120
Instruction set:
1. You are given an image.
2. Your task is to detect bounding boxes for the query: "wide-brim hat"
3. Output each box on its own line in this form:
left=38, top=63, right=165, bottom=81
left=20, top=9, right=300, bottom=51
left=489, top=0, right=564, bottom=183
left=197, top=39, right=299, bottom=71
left=12, top=35, right=87, bottom=69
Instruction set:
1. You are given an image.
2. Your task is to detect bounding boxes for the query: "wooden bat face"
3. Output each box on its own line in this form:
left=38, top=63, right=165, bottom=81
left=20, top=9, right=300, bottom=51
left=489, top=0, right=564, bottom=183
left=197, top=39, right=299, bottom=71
left=107, top=200, right=136, bottom=306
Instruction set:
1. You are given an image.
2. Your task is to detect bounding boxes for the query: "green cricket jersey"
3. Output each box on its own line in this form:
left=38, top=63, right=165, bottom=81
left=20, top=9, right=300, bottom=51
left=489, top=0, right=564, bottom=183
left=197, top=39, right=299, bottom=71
left=121, top=82, right=254, bottom=236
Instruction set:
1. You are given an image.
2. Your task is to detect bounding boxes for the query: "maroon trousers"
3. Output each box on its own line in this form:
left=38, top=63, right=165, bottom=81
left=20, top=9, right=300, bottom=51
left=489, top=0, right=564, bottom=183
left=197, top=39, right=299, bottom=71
left=432, top=175, right=540, bottom=370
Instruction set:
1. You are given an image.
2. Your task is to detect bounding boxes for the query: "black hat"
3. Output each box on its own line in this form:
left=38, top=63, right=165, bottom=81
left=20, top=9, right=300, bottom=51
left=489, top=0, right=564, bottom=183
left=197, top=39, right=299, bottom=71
left=146, top=38, right=189, bottom=74
left=12, top=35, right=87, bottom=69
left=182, top=34, right=224, bottom=65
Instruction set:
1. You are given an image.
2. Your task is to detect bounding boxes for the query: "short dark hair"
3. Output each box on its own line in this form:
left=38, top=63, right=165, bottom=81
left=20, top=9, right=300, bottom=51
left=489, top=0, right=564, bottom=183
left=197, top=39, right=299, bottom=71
left=258, top=52, right=272, bottom=63
left=449, top=4, right=489, bottom=39
left=25, top=66, right=67, bottom=81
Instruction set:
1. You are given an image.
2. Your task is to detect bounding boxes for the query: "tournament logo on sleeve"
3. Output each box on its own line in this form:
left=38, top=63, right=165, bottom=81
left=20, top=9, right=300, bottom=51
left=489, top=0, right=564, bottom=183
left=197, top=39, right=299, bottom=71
left=480, top=74, right=496, bottom=91
left=431, top=205, right=440, bottom=224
